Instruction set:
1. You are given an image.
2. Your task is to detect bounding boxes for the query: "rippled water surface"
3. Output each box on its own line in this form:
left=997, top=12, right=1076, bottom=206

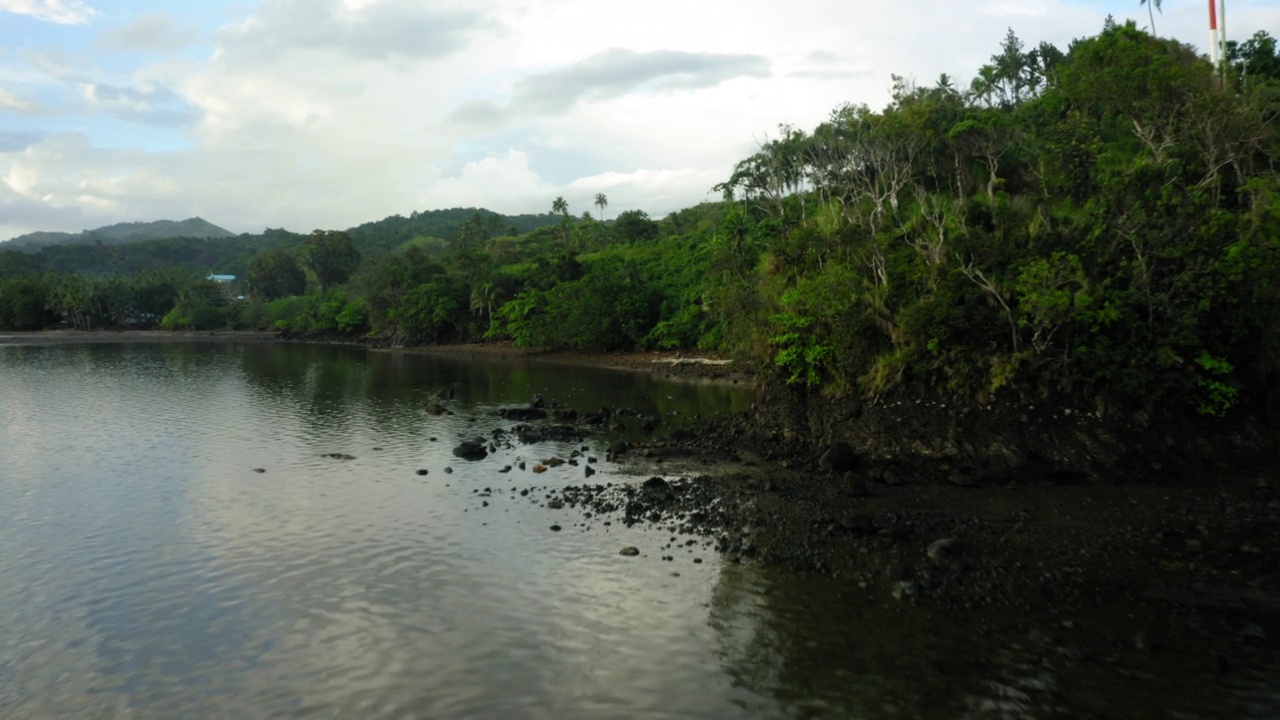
left=1, top=343, right=1276, bottom=719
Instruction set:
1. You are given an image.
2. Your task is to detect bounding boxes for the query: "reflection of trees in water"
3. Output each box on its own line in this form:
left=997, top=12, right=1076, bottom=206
left=707, top=564, right=1004, bottom=719
left=238, top=345, right=368, bottom=436
left=233, top=345, right=754, bottom=449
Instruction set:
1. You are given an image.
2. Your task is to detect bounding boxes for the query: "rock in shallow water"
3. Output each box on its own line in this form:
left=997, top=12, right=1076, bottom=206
left=620, top=546, right=640, bottom=556
left=453, top=440, right=488, bottom=461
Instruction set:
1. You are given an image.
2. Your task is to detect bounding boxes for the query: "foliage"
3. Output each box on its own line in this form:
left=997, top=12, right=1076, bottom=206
left=160, top=281, right=229, bottom=331
left=8, top=22, right=1280, bottom=422
left=245, top=248, right=306, bottom=301
left=298, top=230, right=361, bottom=293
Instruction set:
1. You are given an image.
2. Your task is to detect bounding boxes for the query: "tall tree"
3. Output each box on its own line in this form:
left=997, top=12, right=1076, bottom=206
left=245, top=248, right=306, bottom=301
left=552, top=197, right=572, bottom=254
left=1139, top=0, right=1162, bottom=35
left=299, top=230, right=361, bottom=293
left=594, top=193, right=609, bottom=221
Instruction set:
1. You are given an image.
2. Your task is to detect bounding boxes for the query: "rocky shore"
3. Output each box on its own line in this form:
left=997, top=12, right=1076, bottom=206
left=449, top=388, right=1279, bottom=706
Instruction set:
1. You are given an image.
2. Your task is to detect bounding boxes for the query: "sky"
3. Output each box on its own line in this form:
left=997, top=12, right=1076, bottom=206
left=1, top=0, right=1277, bottom=241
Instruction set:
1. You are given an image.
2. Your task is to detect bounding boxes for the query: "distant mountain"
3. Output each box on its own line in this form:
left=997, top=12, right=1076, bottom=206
left=5, top=218, right=236, bottom=250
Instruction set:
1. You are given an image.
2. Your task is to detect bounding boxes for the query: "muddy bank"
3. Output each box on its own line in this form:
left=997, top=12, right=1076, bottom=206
left=726, top=383, right=1279, bottom=486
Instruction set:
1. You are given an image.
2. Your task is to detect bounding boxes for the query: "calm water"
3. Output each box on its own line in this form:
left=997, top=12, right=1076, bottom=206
left=0, top=343, right=1275, bottom=719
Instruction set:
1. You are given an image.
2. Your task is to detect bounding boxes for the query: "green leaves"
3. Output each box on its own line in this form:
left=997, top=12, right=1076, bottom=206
left=299, top=230, right=361, bottom=293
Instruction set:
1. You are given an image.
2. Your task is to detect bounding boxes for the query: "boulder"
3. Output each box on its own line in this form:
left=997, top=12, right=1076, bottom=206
left=607, top=441, right=630, bottom=462
left=453, top=440, right=488, bottom=461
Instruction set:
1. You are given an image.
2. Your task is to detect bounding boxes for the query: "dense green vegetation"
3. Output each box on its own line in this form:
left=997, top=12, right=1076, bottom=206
left=4, top=22, right=1279, bottom=418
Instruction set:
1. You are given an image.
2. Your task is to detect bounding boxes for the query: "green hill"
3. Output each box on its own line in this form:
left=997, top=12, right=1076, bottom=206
left=6, top=218, right=236, bottom=250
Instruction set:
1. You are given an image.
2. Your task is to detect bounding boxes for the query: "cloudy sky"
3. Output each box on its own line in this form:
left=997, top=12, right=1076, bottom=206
left=1, top=0, right=1277, bottom=241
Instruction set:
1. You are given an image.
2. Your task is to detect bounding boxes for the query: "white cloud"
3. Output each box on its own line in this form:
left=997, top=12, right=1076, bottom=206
left=3, top=0, right=1280, bottom=242
left=0, top=0, right=97, bottom=25
left=0, top=89, right=37, bottom=112
left=98, top=12, right=198, bottom=52
left=430, top=150, right=557, bottom=212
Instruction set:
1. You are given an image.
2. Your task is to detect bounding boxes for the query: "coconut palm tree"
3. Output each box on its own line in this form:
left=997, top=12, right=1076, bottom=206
left=551, top=197, right=572, bottom=254
left=1140, top=0, right=1162, bottom=35
left=594, top=193, right=608, bottom=221
left=470, top=281, right=502, bottom=333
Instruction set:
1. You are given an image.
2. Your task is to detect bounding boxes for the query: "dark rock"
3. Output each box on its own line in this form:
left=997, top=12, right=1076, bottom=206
left=620, top=546, right=640, bottom=556
left=516, top=424, right=586, bottom=444
left=499, top=407, right=547, bottom=421
left=453, top=440, right=488, bottom=461
left=416, top=469, right=429, bottom=476
left=927, top=537, right=962, bottom=562
left=324, top=453, right=356, bottom=461
left=444, top=467, right=453, bottom=474
left=252, top=468, right=266, bottom=473
left=607, top=441, right=630, bottom=462
left=554, top=409, right=579, bottom=422
left=842, top=471, right=869, bottom=497
left=548, top=499, right=565, bottom=510
left=643, top=476, right=669, bottom=492
left=550, top=524, right=562, bottom=532
left=427, top=403, right=447, bottom=416
left=584, top=465, right=596, bottom=477
left=818, top=441, right=861, bottom=474
left=530, top=394, right=545, bottom=409
left=500, top=465, right=512, bottom=473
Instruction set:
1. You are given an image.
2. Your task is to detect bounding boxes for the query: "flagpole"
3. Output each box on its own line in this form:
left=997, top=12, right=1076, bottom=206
left=1219, top=0, right=1227, bottom=65
left=1208, top=0, right=1220, bottom=69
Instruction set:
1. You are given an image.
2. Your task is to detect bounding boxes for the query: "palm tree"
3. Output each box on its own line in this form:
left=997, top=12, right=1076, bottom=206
left=594, top=193, right=608, bottom=221
left=470, top=281, right=502, bottom=333
left=551, top=196, right=571, bottom=254
left=1140, top=0, right=1162, bottom=35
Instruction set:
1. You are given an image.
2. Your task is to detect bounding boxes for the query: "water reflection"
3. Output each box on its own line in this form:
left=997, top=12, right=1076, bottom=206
left=6, top=342, right=1274, bottom=719
left=708, top=555, right=1280, bottom=719
left=0, top=343, right=759, bottom=719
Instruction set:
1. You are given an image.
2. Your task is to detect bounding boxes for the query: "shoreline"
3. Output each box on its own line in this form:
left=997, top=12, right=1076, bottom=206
left=0, top=329, right=282, bottom=345
left=0, top=331, right=756, bottom=384
left=382, top=340, right=755, bottom=385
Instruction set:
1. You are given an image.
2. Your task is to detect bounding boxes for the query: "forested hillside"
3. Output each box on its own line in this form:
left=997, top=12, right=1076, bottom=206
left=4, top=21, right=1279, bottom=419
left=6, top=218, right=236, bottom=250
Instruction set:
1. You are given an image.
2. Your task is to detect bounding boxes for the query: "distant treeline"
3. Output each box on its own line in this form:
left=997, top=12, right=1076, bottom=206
left=4, top=21, right=1280, bottom=419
